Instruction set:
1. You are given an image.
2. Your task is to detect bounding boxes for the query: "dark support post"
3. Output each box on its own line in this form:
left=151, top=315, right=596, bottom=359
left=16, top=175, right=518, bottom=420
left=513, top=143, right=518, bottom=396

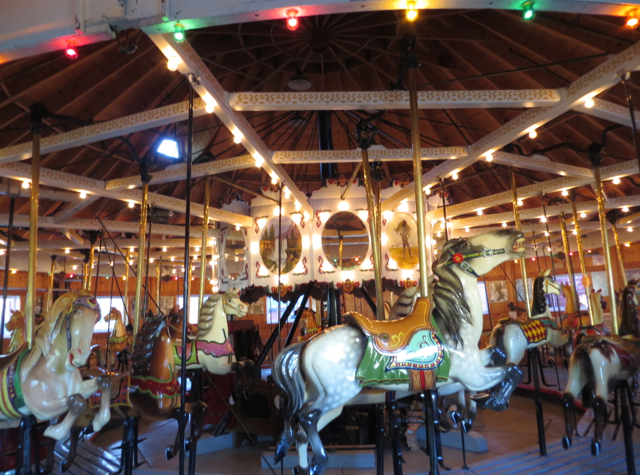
left=375, top=403, right=385, bottom=475
left=0, top=196, right=15, bottom=355
left=423, top=390, right=440, bottom=475
left=620, top=382, right=636, bottom=475
left=386, top=392, right=404, bottom=475
left=529, top=348, right=547, bottom=456
left=360, top=286, right=379, bottom=315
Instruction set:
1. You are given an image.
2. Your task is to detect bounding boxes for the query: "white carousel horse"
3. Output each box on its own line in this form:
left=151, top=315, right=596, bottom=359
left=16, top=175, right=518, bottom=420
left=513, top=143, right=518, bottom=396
left=5, top=310, right=27, bottom=353
left=273, top=229, right=527, bottom=475
left=105, top=307, right=129, bottom=369
left=0, top=291, right=112, bottom=440
left=489, top=269, right=568, bottom=365
left=172, top=288, right=249, bottom=375
left=562, top=280, right=640, bottom=455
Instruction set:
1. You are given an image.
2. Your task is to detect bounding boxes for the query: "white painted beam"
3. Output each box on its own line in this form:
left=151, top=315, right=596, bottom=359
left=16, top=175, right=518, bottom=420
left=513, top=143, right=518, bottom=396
left=105, top=154, right=255, bottom=190
left=426, top=159, right=638, bottom=221
left=0, top=162, right=253, bottom=227
left=489, top=152, right=592, bottom=178
left=0, top=214, right=220, bottom=237
left=382, top=39, right=640, bottom=212
left=571, top=98, right=640, bottom=127
left=228, top=90, right=563, bottom=111
left=450, top=221, right=602, bottom=238
left=4, top=238, right=210, bottom=252
left=148, top=34, right=314, bottom=216
left=0, top=99, right=209, bottom=165
left=63, top=229, right=84, bottom=245
left=53, top=195, right=100, bottom=223
left=272, top=147, right=467, bottom=164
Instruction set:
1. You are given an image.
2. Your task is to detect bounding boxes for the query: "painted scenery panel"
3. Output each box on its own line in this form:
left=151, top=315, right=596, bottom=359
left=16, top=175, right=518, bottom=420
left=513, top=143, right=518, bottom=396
left=260, top=217, right=302, bottom=274
left=387, top=213, right=419, bottom=269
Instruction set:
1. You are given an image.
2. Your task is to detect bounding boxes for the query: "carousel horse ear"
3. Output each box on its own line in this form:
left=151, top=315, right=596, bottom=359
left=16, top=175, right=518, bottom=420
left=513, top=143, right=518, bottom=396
left=543, top=269, right=550, bottom=277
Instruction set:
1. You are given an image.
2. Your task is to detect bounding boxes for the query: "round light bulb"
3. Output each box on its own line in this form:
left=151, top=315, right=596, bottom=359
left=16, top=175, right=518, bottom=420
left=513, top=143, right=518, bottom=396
left=584, top=98, right=595, bottom=109
left=623, top=206, right=629, bottom=212
left=205, top=102, right=215, bottom=113
left=486, top=153, right=493, bottom=162
left=128, top=201, right=135, bottom=208
left=65, top=248, right=70, bottom=254
left=452, top=172, right=459, bottom=180
left=580, top=212, right=586, bottom=218
left=163, top=246, right=167, bottom=252
left=545, top=232, right=549, bottom=237
left=540, top=216, right=546, bottom=223
left=561, top=189, right=569, bottom=196
left=233, top=134, right=242, bottom=144
left=167, top=58, right=179, bottom=71
left=628, top=227, right=633, bottom=232
left=477, top=209, right=483, bottom=216
left=21, top=181, right=30, bottom=189
left=502, top=222, right=507, bottom=228
left=79, top=191, right=87, bottom=199
left=528, top=129, right=537, bottom=139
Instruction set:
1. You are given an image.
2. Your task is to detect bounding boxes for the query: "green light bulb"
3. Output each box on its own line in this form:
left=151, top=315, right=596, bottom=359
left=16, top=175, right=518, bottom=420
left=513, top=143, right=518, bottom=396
left=173, top=22, right=186, bottom=43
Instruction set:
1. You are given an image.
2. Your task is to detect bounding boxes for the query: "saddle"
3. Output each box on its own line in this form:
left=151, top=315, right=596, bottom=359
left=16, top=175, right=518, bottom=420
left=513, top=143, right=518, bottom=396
left=0, top=344, right=25, bottom=375
left=345, top=297, right=433, bottom=355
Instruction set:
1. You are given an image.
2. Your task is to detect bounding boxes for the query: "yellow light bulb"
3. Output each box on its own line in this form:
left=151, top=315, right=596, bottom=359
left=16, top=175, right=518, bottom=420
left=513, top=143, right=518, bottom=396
left=167, top=57, right=179, bottom=71
left=584, top=98, right=595, bottom=108
left=528, top=129, right=537, bottom=139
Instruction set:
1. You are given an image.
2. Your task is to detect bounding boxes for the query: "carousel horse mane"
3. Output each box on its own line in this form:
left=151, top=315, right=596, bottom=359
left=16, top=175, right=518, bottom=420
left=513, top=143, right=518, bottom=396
left=389, top=286, right=419, bottom=320
left=431, top=238, right=479, bottom=348
left=618, top=280, right=640, bottom=338
left=531, top=274, right=548, bottom=317
left=130, top=314, right=167, bottom=373
left=36, top=290, right=91, bottom=356
left=197, top=291, right=240, bottom=337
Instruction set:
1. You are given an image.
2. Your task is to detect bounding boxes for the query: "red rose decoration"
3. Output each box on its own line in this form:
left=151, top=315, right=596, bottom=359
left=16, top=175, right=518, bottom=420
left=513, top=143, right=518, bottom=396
left=452, top=253, right=464, bottom=264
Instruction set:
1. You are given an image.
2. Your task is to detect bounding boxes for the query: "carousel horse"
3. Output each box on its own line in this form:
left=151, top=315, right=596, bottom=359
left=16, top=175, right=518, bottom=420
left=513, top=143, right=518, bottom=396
left=105, top=307, right=130, bottom=370
left=562, top=280, right=640, bottom=456
left=489, top=270, right=568, bottom=365
left=0, top=291, right=112, bottom=441
left=170, top=289, right=249, bottom=375
left=298, top=309, right=320, bottom=342
left=273, top=229, right=527, bottom=475
left=5, top=310, right=26, bottom=353
left=562, top=277, right=609, bottom=351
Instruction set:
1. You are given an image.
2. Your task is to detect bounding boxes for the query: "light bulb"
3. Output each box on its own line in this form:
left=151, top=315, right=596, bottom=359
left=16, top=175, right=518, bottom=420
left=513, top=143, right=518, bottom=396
left=271, top=175, right=278, bottom=185
left=128, top=201, right=135, bottom=208
left=173, top=22, right=186, bottom=42
left=625, top=242, right=631, bottom=247
left=72, top=265, right=77, bottom=270
left=235, top=224, right=240, bottom=231
left=167, top=57, right=179, bottom=71
left=283, top=187, right=291, bottom=199
left=626, top=11, right=639, bottom=28
left=502, top=222, right=507, bottom=228
left=205, top=102, right=215, bottom=113
left=452, top=172, right=459, bottom=180
left=425, top=185, right=431, bottom=195
left=486, top=152, right=493, bottom=162
left=477, top=209, right=483, bottom=216
left=171, top=256, right=175, bottom=262
left=561, top=189, right=569, bottom=196
left=406, top=0, right=418, bottom=21
left=254, top=153, right=264, bottom=167
left=122, top=276, right=127, bottom=281
left=613, top=177, right=621, bottom=185
left=540, top=216, right=547, bottom=223
left=195, top=246, right=200, bottom=253
left=623, top=207, right=629, bottom=212
left=65, top=248, right=70, bottom=254
left=21, top=181, right=30, bottom=189
left=517, top=199, right=523, bottom=207
left=584, top=97, right=595, bottom=108
left=522, top=1, right=535, bottom=20
left=0, top=250, right=4, bottom=256
left=163, top=246, right=167, bottom=252
left=79, top=191, right=87, bottom=199
left=528, top=129, right=537, bottom=139
left=286, top=9, right=299, bottom=31
left=465, top=227, right=470, bottom=232
left=628, top=227, right=633, bottom=232
left=572, top=229, right=578, bottom=235
left=545, top=232, right=549, bottom=237
left=233, top=133, right=243, bottom=144
left=580, top=212, right=586, bottom=218
left=150, top=258, right=154, bottom=263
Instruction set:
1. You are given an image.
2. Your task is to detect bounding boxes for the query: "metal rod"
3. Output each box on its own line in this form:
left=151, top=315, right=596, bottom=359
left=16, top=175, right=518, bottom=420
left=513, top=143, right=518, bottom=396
left=277, top=186, right=283, bottom=350
left=611, top=222, right=628, bottom=287
left=0, top=197, right=14, bottom=354
left=341, top=163, right=361, bottom=201
left=179, top=78, right=195, bottom=475
left=570, top=200, right=595, bottom=325
left=360, top=148, right=385, bottom=321
left=510, top=168, right=531, bottom=319
left=46, top=255, right=55, bottom=314
left=25, top=127, right=41, bottom=349
left=594, top=166, right=618, bottom=334
left=144, top=215, right=153, bottom=317
left=409, top=65, right=429, bottom=298
left=440, top=180, right=448, bottom=243
left=156, top=258, right=162, bottom=314
left=558, top=213, right=581, bottom=318
left=83, top=240, right=96, bottom=291
left=124, top=249, right=130, bottom=323
left=133, top=182, right=148, bottom=338
left=531, top=232, right=541, bottom=273
left=199, top=177, right=211, bottom=312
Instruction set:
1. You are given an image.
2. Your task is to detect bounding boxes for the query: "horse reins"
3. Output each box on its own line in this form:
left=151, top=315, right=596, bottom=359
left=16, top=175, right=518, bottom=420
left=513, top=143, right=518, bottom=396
left=440, top=247, right=507, bottom=278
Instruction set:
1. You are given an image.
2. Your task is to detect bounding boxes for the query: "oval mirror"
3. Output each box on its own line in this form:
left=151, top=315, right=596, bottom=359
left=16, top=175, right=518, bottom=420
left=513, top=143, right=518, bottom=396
left=321, top=211, right=369, bottom=270
left=387, top=213, right=419, bottom=269
left=223, top=228, right=247, bottom=280
left=260, top=216, right=302, bottom=274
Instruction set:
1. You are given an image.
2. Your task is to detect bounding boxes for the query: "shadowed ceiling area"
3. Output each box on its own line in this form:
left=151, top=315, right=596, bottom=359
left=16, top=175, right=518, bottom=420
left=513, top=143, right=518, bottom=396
left=1, top=8, right=640, bottom=242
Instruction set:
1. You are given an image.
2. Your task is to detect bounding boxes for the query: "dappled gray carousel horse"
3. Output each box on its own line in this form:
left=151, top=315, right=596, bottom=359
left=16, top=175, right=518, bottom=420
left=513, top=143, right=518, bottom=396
left=273, top=229, right=527, bottom=475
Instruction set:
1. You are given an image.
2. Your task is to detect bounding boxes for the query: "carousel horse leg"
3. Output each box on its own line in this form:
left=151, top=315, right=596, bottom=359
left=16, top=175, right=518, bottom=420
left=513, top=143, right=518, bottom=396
left=450, top=411, right=470, bottom=471
left=43, top=394, right=87, bottom=441
left=473, top=364, right=523, bottom=412
left=187, top=402, right=207, bottom=475
left=385, top=393, right=404, bottom=475
left=165, top=408, right=185, bottom=461
left=298, top=409, right=328, bottom=475
left=59, top=425, right=83, bottom=472
left=528, top=349, right=547, bottom=456
left=375, top=403, right=385, bottom=475
left=561, top=393, right=576, bottom=449
left=17, top=415, right=37, bottom=475
left=294, top=425, right=310, bottom=475
left=620, top=382, right=637, bottom=475
left=432, top=404, right=450, bottom=471
left=591, top=396, right=607, bottom=456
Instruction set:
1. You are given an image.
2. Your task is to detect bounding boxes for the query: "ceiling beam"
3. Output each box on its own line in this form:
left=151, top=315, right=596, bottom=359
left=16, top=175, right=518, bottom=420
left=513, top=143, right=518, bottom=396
left=53, top=195, right=101, bottom=223
left=382, top=39, right=640, bottom=212
left=450, top=221, right=602, bottom=238
left=0, top=214, right=220, bottom=237
left=228, top=89, right=563, bottom=111
left=272, top=147, right=467, bottom=164
left=427, top=159, right=638, bottom=221
left=3, top=238, right=211, bottom=252
left=489, top=151, right=593, bottom=177
left=571, top=97, right=640, bottom=127
left=105, top=154, right=255, bottom=190
left=148, top=34, right=314, bottom=216
left=0, top=162, right=253, bottom=227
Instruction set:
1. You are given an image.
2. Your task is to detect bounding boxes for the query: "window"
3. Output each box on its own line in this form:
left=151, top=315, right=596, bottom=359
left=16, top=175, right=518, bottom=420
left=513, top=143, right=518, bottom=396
left=94, top=297, right=126, bottom=333
left=477, top=282, right=489, bottom=315
left=177, top=295, right=211, bottom=324
left=554, top=274, right=588, bottom=312
left=0, top=296, right=21, bottom=339
left=266, top=295, right=305, bottom=324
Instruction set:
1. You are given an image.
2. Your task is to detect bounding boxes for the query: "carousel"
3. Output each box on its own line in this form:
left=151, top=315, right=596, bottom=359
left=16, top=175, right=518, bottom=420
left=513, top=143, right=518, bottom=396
left=1, top=2, right=640, bottom=474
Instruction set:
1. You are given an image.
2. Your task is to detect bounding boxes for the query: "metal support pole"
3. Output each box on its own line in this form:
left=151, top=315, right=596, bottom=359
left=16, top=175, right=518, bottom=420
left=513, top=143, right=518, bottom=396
left=408, top=59, right=429, bottom=297
left=83, top=239, right=96, bottom=291
left=124, top=249, right=130, bottom=322
left=341, top=164, right=361, bottom=201
left=559, top=214, right=581, bottom=317
left=25, top=116, right=42, bottom=349
left=156, top=259, right=162, bottom=314
left=570, top=199, right=595, bottom=325
left=46, top=255, right=56, bottom=314
left=510, top=168, right=531, bottom=319
left=611, top=223, right=628, bottom=287
left=199, top=177, right=211, bottom=312
left=0, top=197, right=14, bottom=354
left=594, top=166, right=618, bottom=334
left=133, top=183, right=149, bottom=338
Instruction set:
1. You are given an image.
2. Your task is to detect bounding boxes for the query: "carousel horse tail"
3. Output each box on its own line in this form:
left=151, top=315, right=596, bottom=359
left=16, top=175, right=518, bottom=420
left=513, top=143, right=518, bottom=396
left=562, top=343, right=595, bottom=449
left=272, top=341, right=309, bottom=464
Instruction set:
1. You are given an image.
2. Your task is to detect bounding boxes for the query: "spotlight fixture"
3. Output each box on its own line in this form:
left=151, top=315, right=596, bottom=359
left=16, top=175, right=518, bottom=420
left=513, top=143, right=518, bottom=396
left=522, top=1, right=535, bottom=20
left=406, top=0, right=418, bottom=21
left=158, top=138, right=180, bottom=159
left=286, top=9, right=299, bottom=31
left=173, top=22, right=186, bottom=43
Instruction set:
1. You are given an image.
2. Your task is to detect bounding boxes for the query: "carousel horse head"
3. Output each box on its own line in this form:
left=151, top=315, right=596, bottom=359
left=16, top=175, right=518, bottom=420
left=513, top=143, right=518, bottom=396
left=6, top=310, right=26, bottom=334
left=530, top=270, right=561, bottom=316
left=538, top=269, right=562, bottom=295
left=34, top=290, right=101, bottom=370
left=618, top=280, right=640, bottom=338
left=221, top=288, right=249, bottom=318
left=104, top=307, right=122, bottom=322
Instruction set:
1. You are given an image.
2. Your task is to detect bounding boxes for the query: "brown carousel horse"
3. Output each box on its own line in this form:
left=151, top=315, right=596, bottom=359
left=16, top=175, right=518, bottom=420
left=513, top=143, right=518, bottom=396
left=5, top=310, right=26, bottom=353
left=298, top=309, right=320, bottom=342
left=562, top=280, right=640, bottom=456
left=105, top=307, right=131, bottom=370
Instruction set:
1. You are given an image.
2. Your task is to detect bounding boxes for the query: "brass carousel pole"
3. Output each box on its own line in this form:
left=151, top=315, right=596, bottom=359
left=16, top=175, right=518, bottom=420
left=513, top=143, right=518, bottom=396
left=199, top=177, right=211, bottom=312
left=82, top=237, right=96, bottom=291
left=133, top=182, right=149, bottom=339
left=25, top=110, right=43, bottom=349
left=593, top=166, right=618, bottom=334
left=156, top=258, right=162, bottom=314
left=509, top=168, right=531, bottom=319
left=559, top=213, right=581, bottom=317
left=570, top=198, right=595, bottom=325
left=45, top=255, right=56, bottom=314
left=123, top=249, right=130, bottom=320
left=610, top=220, right=628, bottom=287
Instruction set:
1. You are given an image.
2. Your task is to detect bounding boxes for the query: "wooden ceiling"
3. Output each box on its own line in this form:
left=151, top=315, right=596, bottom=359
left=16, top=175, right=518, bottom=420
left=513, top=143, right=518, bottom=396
left=1, top=8, right=640, bottom=241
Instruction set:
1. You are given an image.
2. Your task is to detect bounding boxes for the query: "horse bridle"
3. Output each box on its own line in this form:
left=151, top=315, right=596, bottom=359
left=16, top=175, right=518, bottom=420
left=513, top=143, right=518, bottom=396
left=440, top=247, right=506, bottom=277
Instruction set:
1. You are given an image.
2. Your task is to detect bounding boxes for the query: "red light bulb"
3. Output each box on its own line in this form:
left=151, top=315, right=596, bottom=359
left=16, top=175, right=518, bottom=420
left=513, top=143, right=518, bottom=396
left=65, top=45, right=78, bottom=59
left=287, top=9, right=299, bottom=31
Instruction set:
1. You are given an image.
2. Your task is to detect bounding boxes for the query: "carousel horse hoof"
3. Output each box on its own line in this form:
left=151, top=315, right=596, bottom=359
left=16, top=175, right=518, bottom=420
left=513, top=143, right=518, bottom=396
left=461, top=419, right=473, bottom=434
left=562, top=436, right=571, bottom=450
left=293, top=466, right=310, bottom=475
left=470, top=393, right=491, bottom=406
left=59, top=459, right=73, bottom=472
left=165, top=445, right=176, bottom=460
left=274, top=442, right=288, bottom=464
left=591, top=441, right=601, bottom=456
